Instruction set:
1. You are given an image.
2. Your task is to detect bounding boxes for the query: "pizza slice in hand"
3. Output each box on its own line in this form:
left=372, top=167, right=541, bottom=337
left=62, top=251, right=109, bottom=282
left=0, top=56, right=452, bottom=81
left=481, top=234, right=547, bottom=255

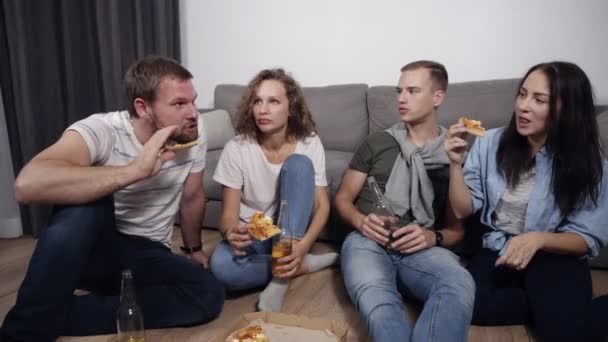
left=249, top=213, right=282, bottom=240
left=459, top=117, right=486, bottom=137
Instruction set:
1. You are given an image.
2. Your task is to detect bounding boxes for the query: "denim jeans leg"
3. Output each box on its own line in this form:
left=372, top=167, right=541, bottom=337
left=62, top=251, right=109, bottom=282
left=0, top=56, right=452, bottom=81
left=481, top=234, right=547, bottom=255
left=278, top=154, right=315, bottom=239
left=66, top=234, right=225, bottom=336
left=341, top=232, right=411, bottom=341
left=210, top=240, right=273, bottom=292
left=1, top=196, right=117, bottom=341
left=394, top=247, right=475, bottom=342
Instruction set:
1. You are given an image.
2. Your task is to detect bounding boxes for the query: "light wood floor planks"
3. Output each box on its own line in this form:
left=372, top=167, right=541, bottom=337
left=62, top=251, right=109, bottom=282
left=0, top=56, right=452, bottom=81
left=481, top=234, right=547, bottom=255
left=2, top=228, right=607, bottom=341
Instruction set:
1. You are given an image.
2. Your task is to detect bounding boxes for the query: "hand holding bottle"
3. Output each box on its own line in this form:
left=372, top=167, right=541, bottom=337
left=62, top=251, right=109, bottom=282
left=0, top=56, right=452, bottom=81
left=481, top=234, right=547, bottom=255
left=366, top=176, right=400, bottom=248
left=358, top=213, right=391, bottom=246
left=391, top=224, right=436, bottom=254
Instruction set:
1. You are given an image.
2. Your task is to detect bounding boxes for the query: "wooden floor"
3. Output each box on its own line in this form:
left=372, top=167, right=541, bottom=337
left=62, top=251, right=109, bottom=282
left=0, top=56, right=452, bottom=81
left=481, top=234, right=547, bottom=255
left=1, top=228, right=607, bottom=342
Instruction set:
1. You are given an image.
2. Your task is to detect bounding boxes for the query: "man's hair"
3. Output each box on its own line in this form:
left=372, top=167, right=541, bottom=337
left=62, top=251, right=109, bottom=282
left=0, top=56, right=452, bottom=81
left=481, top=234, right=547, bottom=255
left=235, top=68, right=316, bottom=142
left=124, top=55, right=193, bottom=117
left=401, top=60, right=448, bottom=91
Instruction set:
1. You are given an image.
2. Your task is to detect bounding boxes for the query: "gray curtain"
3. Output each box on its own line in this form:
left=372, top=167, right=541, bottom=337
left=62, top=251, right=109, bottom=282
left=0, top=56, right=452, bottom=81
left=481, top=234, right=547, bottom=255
left=0, top=88, right=23, bottom=238
left=0, top=0, right=181, bottom=236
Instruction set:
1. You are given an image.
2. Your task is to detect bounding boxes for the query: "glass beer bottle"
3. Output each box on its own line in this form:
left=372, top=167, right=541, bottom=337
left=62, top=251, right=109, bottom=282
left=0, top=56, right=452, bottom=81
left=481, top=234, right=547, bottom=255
left=116, top=269, right=145, bottom=342
left=367, top=176, right=399, bottom=247
left=271, top=200, right=293, bottom=276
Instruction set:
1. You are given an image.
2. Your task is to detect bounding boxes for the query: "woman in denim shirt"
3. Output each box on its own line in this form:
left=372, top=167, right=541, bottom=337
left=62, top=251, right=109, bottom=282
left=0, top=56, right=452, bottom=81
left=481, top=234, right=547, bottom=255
left=445, top=62, right=608, bottom=342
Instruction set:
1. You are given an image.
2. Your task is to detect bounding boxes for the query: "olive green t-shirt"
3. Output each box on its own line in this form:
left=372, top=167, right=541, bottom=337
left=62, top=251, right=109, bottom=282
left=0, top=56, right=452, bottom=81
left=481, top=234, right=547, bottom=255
left=349, top=131, right=450, bottom=229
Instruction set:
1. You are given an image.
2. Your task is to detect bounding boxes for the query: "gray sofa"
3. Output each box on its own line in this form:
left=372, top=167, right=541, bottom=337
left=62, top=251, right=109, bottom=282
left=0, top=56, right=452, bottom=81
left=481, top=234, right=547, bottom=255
left=200, top=78, right=608, bottom=267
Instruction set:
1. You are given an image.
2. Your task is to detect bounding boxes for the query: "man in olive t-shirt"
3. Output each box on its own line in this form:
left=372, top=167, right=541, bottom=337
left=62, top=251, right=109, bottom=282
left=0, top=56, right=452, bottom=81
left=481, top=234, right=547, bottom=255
left=334, top=60, right=475, bottom=342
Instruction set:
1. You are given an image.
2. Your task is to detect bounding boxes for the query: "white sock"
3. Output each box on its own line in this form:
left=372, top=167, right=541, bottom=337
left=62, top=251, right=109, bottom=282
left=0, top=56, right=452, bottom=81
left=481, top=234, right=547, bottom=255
left=257, top=278, right=289, bottom=312
left=304, top=252, right=339, bottom=273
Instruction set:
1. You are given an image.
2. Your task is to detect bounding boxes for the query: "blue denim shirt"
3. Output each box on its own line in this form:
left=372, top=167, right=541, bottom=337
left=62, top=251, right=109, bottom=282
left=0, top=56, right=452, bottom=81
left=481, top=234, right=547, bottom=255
left=463, top=127, right=608, bottom=258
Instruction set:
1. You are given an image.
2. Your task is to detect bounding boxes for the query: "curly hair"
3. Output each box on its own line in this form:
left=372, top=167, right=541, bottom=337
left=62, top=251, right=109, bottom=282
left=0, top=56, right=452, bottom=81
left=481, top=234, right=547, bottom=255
left=234, top=69, right=316, bottom=142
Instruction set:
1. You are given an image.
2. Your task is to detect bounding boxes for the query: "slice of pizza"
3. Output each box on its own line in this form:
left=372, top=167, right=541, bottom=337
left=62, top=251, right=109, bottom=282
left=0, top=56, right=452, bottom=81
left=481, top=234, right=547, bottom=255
left=165, top=139, right=199, bottom=151
left=228, top=325, right=269, bottom=342
left=459, top=117, right=486, bottom=137
left=249, top=213, right=282, bottom=241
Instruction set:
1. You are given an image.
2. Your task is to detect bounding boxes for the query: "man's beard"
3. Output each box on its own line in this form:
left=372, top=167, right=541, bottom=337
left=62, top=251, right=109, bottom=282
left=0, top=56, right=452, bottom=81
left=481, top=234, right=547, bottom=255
left=171, top=130, right=197, bottom=144
left=150, top=113, right=198, bottom=144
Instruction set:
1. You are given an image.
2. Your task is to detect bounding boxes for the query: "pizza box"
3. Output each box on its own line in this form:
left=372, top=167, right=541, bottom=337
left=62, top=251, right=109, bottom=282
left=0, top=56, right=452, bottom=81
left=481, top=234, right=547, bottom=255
left=215, top=311, right=348, bottom=342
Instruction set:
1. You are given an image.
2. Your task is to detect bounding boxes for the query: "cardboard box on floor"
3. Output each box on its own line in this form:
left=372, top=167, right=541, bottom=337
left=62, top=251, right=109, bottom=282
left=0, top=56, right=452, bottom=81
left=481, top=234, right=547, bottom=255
left=215, top=311, right=348, bottom=342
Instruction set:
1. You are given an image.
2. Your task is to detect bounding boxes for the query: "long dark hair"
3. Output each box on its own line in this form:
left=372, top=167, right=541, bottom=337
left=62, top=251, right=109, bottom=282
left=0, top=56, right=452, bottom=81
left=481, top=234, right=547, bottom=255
left=496, top=61, right=603, bottom=217
left=235, top=68, right=316, bottom=142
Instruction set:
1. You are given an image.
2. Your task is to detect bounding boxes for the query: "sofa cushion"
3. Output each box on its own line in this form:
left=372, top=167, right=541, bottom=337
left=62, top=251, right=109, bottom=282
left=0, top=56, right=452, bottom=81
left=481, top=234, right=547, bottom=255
left=214, top=85, right=246, bottom=119
left=597, top=110, right=608, bottom=157
left=439, top=79, right=520, bottom=130
left=201, top=109, right=235, bottom=150
left=214, top=83, right=369, bottom=153
left=302, top=84, right=369, bottom=152
left=203, top=149, right=223, bottom=201
left=325, top=150, right=354, bottom=197
left=367, top=79, right=520, bottom=134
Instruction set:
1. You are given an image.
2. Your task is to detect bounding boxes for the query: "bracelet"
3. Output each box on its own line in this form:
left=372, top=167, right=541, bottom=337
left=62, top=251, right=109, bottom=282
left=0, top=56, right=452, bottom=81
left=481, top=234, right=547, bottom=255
left=180, top=244, right=203, bottom=254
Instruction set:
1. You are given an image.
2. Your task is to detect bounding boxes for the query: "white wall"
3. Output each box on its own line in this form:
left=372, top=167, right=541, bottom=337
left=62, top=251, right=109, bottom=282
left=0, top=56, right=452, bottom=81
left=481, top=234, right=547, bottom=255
left=181, top=0, right=608, bottom=108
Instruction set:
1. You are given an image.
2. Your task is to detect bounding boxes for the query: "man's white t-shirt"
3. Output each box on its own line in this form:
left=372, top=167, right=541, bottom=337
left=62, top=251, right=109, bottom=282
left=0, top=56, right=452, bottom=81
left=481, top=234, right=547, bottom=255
left=213, top=134, right=327, bottom=223
left=68, top=110, right=207, bottom=247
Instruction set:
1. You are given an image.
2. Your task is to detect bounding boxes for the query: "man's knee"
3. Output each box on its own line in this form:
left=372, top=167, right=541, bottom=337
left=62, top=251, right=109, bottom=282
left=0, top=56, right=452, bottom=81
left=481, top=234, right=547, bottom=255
left=355, top=284, right=402, bottom=320
left=42, top=196, right=115, bottom=250
left=439, top=267, right=476, bottom=309
left=48, top=196, right=115, bottom=234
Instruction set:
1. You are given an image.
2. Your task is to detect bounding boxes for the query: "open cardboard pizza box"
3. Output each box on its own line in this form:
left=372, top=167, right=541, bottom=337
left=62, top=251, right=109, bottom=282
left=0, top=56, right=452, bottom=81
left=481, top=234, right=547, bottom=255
left=215, top=311, right=348, bottom=342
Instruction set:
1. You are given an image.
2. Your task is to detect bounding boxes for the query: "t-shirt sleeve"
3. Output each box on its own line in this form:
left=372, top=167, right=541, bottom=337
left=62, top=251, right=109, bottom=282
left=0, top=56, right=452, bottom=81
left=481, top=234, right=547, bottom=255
left=213, top=139, right=244, bottom=189
left=66, top=115, right=114, bottom=165
left=310, top=135, right=328, bottom=186
left=190, top=125, right=208, bottom=173
left=349, top=138, right=374, bottom=173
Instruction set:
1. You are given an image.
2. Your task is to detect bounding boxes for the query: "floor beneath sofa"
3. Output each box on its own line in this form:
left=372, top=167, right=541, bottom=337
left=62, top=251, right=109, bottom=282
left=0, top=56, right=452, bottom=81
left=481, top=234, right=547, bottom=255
left=1, top=228, right=607, bottom=341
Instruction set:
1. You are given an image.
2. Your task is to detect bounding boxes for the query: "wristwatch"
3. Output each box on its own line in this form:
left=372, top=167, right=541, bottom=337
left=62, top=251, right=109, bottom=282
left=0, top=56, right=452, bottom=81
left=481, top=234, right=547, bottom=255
left=435, top=230, right=444, bottom=247
left=180, top=244, right=203, bottom=254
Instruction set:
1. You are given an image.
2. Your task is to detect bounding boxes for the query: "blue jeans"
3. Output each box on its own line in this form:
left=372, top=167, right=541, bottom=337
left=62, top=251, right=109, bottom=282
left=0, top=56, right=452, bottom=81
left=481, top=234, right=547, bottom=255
left=341, top=231, right=475, bottom=342
left=210, top=154, right=315, bottom=292
left=1, top=196, right=224, bottom=341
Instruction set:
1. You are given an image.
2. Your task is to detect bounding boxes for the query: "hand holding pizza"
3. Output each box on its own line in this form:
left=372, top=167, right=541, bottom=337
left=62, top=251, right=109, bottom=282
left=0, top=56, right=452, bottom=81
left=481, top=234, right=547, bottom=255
left=444, top=116, right=485, bottom=165
left=225, top=223, right=253, bottom=256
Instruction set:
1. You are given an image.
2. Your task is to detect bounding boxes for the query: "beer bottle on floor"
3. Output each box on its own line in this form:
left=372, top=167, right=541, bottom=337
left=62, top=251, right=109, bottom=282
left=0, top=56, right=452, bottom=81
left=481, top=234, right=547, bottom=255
left=117, top=269, right=145, bottom=342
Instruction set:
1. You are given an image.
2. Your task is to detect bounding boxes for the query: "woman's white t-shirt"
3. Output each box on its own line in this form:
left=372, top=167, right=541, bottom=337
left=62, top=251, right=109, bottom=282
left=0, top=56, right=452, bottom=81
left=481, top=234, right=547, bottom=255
left=213, top=134, right=328, bottom=223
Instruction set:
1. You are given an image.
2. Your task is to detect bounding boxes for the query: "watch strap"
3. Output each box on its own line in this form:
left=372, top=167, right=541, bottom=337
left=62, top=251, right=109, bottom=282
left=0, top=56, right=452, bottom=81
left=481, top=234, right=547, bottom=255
left=435, top=230, right=444, bottom=247
left=180, top=244, right=203, bottom=254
